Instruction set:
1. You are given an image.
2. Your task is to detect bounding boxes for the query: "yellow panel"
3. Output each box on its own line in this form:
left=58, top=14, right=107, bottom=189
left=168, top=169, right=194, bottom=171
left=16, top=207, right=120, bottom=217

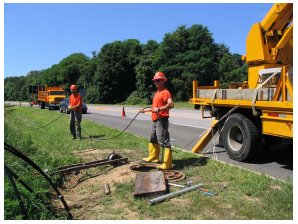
left=246, top=23, right=266, bottom=63
left=248, top=66, right=263, bottom=88
left=191, top=120, right=218, bottom=153
left=262, top=118, right=292, bottom=138
left=261, top=110, right=293, bottom=138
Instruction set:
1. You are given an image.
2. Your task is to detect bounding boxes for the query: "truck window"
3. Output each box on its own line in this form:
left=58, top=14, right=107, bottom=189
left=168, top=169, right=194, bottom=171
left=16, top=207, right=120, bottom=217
left=49, top=91, right=65, bottom=95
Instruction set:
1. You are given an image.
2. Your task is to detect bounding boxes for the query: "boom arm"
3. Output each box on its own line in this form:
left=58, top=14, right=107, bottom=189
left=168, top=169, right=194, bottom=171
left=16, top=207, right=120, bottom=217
left=243, top=3, right=293, bottom=88
left=244, top=3, right=293, bottom=65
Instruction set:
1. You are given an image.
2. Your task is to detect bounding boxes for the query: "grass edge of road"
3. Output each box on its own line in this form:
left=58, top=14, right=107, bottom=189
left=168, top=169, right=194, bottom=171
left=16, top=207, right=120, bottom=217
left=4, top=106, right=293, bottom=220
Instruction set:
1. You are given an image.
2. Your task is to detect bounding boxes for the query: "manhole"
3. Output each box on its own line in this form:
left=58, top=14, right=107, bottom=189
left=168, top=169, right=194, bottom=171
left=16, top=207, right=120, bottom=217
left=130, top=164, right=186, bottom=182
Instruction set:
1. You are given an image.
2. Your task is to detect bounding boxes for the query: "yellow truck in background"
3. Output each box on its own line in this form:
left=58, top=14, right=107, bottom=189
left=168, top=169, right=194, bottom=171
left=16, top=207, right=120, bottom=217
left=37, top=86, right=66, bottom=110
left=190, top=3, right=293, bottom=161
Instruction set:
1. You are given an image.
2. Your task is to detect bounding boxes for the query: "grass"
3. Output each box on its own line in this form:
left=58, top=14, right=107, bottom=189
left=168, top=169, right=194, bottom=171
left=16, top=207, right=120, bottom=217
left=4, top=105, right=293, bottom=220
left=173, top=101, right=195, bottom=109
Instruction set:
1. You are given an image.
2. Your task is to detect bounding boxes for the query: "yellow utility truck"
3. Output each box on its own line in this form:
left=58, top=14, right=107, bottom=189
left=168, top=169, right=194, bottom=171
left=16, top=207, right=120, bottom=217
left=37, top=86, right=66, bottom=110
left=190, top=3, right=293, bottom=161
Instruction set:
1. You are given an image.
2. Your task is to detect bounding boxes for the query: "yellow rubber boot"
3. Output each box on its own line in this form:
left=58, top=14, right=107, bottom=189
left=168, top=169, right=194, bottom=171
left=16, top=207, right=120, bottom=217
left=157, top=148, right=173, bottom=170
left=142, top=143, right=160, bottom=163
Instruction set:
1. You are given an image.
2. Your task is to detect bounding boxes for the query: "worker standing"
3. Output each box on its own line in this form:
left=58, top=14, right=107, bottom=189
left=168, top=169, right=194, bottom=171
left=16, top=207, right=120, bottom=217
left=140, top=72, right=174, bottom=170
left=68, top=85, right=83, bottom=140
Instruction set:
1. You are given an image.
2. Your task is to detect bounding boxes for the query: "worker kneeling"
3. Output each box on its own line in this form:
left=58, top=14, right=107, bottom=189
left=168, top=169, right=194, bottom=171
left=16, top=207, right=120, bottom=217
left=140, top=72, right=174, bottom=170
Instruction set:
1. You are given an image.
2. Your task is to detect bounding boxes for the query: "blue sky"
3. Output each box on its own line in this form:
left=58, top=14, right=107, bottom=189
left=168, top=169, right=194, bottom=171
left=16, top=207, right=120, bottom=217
left=4, top=3, right=273, bottom=78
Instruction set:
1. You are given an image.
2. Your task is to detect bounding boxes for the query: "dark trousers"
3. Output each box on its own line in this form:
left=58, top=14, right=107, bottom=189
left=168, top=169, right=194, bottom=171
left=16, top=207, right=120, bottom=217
left=150, top=118, right=171, bottom=148
left=70, top=110, right=82, bottom=138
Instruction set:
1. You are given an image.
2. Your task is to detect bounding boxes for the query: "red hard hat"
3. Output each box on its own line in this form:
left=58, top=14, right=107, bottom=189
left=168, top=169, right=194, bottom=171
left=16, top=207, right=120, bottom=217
left=152, top=72, right=167, bottom=81
left=70, top=85, right=77, bottom=90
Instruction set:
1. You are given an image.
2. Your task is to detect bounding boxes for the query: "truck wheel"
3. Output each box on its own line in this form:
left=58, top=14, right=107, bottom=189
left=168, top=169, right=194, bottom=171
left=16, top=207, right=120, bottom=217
left=41, top=102, right=45, bottom=109
left=222, top=113, right=259, bottom=161
left=194, top=104, right=201, bottom=110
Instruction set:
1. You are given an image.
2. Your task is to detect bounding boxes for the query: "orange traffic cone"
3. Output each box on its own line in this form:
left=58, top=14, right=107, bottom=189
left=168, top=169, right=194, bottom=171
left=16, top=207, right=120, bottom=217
left=122, top=107, right=126, bottom=117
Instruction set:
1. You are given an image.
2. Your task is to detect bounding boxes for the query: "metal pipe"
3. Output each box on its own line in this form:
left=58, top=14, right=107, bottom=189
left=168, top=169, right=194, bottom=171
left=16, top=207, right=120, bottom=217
left=149, top=183, right=203, bottom=205
left=168, top=183, right=186, bottom=188
left=168, top=180, right=193, bottom=188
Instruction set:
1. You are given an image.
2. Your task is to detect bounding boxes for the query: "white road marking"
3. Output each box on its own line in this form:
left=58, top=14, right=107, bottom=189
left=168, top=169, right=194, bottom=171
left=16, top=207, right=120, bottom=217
left=171, top=122, right=208, bottom=129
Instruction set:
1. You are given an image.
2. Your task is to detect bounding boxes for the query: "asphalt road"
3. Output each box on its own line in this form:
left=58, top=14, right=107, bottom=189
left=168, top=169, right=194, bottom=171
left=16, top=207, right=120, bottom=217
left=5, top=102, right=293, bottom=182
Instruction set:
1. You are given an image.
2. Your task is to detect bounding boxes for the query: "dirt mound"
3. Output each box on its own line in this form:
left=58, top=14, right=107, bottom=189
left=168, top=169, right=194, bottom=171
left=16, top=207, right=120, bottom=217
left=53, top=148, right=141, bottom=219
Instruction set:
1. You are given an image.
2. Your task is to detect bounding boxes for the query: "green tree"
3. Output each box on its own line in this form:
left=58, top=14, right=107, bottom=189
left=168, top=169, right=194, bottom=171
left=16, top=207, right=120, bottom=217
left=154, top=24, right=219, bottom=101
left=218, top=52, right=248, bottom=88
left=57, top=53, right=89, bottom=88
left=4, top=76, right=27, bottom=101
left=134, top=40, right=159, bottom=103
left=94, top=39, right=142, bottom=103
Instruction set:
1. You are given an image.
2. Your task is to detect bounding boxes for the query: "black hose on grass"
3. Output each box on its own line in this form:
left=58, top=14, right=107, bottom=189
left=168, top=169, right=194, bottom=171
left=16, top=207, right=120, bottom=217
left=4, top=142, right=73, bottom=220
left=5, top=165, right=30, bottom=219
left=5, top=113, right=65, bottom=138
left=4, top=164, right=34, bottom=193
left=81, top=107, right=152, bottom=141
left=5, top=163, right=62, bottom=218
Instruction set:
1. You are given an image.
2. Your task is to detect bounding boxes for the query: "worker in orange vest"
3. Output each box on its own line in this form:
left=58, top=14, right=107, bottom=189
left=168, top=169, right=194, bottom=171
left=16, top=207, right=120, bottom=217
left=140, top=72, right=174, bottom=170
left=68, top=85, right=83, bottom=140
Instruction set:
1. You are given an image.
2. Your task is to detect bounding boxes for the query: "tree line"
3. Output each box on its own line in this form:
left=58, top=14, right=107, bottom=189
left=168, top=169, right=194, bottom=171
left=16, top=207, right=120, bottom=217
left=4, top=24, right=248, bottom=104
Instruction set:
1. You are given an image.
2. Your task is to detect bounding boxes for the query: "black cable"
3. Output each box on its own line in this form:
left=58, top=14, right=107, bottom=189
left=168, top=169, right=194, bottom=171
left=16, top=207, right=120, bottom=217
left=81, top=107, right=151, bottom=141
left=5, top=113, right=65, bottom=138
left=4, top=143, right=73, bottom=220
left=5, top=163, right=61, bottom=217
left=4, top=164, right=33, bottom=193
left=5, top=166, right=30, bottom=219
left=29, top=112, right=65, bottom=130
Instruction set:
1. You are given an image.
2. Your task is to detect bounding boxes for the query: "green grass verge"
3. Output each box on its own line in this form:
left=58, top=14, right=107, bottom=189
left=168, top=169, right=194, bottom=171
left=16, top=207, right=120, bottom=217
left=4, top=106, right=292, bottom=220
left=172, top=101, right=195, bottom=109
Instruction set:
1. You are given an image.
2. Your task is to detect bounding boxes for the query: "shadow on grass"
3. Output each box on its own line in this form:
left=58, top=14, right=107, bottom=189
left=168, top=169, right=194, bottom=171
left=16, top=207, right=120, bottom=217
left=247, top=143, right=293, bottom=170
left=83, top=134, right=106, bottom=139
left=174, top=156, right=209, bottom=170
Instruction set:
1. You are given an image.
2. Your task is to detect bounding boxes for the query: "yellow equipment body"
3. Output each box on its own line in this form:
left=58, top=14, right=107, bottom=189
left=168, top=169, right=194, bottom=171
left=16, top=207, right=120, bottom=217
left=190, top=3, right=293, bottom=162
left=37, top=86, right=66, bottom=110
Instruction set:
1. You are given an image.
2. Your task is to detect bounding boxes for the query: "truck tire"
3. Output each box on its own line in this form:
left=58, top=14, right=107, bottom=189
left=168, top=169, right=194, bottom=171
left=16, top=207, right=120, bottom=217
left=222, top=113, right=259, bottom=161
left=194, top=104, right=201, bottom=110
left=41, top=102, right=45, bottom=109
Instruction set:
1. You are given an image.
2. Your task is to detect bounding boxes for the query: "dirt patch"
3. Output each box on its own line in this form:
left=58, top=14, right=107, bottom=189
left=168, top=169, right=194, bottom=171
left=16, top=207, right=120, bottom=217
left=53, top=148, right=142, bottom=219
left=270, top=184, right=282, bottom=190
left=243, top=195, right=261, bottom=204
